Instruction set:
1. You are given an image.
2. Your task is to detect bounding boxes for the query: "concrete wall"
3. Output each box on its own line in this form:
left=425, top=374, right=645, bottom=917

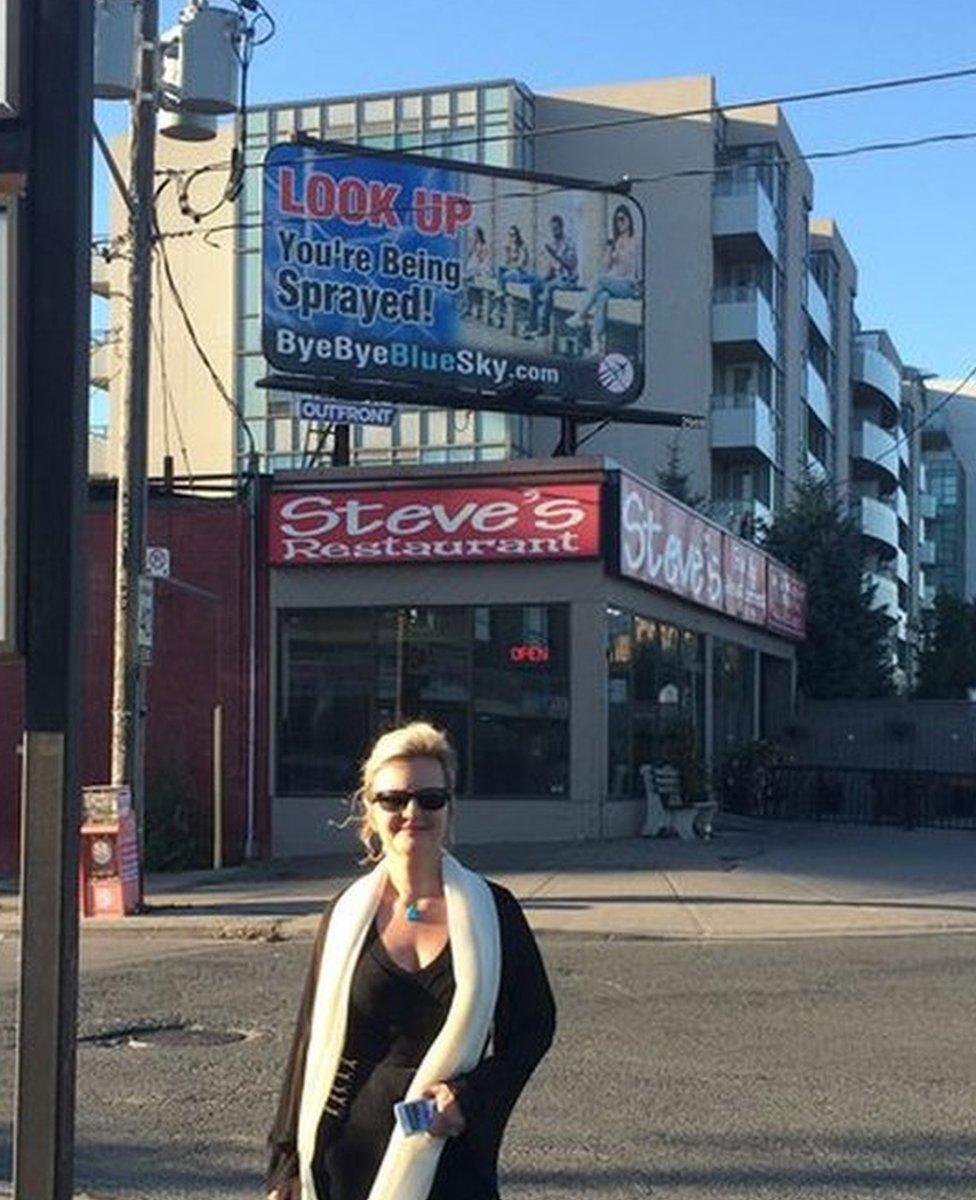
left=105, top=126, right=238, bottom=479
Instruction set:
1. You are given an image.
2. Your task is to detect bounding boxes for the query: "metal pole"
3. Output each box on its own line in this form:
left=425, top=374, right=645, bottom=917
left=244, top=452, right=259, bottom=859
left=110, top=0, right=159, bottom=866
left=13, top=0, right=93, bottom=1195
left=331, top=422, right=351, bottom=466
left=212, top=703, right=223, bottom=870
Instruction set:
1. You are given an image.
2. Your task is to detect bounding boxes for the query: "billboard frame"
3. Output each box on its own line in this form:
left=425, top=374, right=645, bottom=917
left=262, top=135, right=648, bottom=409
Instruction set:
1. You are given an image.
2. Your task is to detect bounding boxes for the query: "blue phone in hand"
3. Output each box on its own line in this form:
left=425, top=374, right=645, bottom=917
left=393, top=1097, right=437, bottom=1136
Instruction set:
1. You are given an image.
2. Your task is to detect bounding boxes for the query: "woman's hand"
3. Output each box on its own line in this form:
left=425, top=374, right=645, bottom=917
left=267, top=1178, right=299, bottom=1200
left=421, top=1081, right=466, bottom=1138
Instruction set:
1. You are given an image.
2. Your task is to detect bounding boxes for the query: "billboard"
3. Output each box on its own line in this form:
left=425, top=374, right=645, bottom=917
left=269, top=481, right=602, bottom=566
left=262, top=141, right=645, bottom=406
left=614, top=472, right=806, bottom=640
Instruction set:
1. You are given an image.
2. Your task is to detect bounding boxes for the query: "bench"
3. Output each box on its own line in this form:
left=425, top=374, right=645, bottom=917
left=638, top=763, right=718, bottom=840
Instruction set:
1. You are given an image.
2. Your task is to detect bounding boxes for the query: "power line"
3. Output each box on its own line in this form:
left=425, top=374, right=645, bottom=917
left=143, top=124, right=976, bottom=249
left=150, top=255, right=195, bottom=480
left=161, top=61, right=976, bottom=180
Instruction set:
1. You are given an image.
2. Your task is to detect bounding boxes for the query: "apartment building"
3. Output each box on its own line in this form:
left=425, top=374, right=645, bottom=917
left=97, top=73, right=931, bottom=669
left=918, top=377, right=975, bottom=601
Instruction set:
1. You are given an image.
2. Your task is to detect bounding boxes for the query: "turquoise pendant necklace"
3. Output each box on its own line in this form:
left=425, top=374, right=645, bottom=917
left=405, top=902, right=422, bottom=922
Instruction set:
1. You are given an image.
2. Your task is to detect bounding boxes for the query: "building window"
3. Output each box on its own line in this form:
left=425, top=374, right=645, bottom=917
left=606, top=609, right=705, bottom=799
left=276, top=605, right=570, bottom=797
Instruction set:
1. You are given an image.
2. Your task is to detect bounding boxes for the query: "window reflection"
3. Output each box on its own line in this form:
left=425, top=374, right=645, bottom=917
left=278, top=605, right=570, bottom=797
left=607, top=609, right=705, bottom=798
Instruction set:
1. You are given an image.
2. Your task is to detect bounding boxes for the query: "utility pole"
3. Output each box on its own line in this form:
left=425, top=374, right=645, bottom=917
left=13, top=0, right=93, bottom=1195
left=110, top=0, right=159, bottom=858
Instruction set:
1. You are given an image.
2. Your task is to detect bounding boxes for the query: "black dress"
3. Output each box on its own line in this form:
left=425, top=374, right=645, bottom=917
left=267, top=881, right=556, bottom=1200
left=311, top=920, right=457, bottom=1200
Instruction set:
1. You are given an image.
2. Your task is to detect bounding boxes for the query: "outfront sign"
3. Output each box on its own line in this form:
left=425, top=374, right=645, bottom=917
left=615, top=472, right=806, bottom=639
left=262, top=142, right=645, bottom=406
left=269, top=482, right=602, bottom=566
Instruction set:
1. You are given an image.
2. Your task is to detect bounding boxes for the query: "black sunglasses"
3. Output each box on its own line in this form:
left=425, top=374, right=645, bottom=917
left=371, top=787, right=452, bottom=813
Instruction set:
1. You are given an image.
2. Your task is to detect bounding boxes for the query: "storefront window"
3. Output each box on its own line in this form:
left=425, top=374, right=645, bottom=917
left=277, top=605, right=570, bottom=797
left=713, top=640, right=756, bottom=753
left=607, top=609, right=704, bottom=798
left=471, top=605, right=569, bottom=796
left=278, top=609, right=375, bottom=794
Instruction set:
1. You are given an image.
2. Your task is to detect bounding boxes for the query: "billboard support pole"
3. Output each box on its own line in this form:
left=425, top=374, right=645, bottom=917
left=331, top=423, right=350, bottom=467
left=555, top=416, right=578, bottom=457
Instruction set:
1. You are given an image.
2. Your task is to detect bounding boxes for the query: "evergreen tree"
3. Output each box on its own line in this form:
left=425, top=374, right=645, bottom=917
left=762, top=477, right=895, bottom=699
left=915, top=591, right=976, bottom=698
left=656, top=436, right=704, bottom=509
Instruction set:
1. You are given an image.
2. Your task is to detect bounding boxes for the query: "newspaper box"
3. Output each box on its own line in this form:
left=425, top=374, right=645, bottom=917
left=79, top=786, right=141, bottom=917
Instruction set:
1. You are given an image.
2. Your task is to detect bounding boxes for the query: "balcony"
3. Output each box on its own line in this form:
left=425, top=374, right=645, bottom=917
left=866, top=571, right=900, bottom=621
left=921, top=584, right=936, bottom=610
left=805, top=449, right=829, bottom=482
left=712, top=285, right=778, bottom=361
left=710, top=395, right=777, bottom=462
left=712, top=177, right=779, bottom=259
left=919, top=540, right=937, bottom=566
left=805, top=363, right=832, bottom=429
left=851, top=420, right=899, bottom=486
left=920, top=492, right=938, bottom=520
left=896, top=548, right=909, bottom=584
left=709, top=496, right=772, bottom=537
left=806, top=274, right=832, bottom=342
left=894, top=487, right=909, bottom=526
left=91, top=253, right=111, bottom=298
left=857, top=495, right=899, bottom=553
left=89, top=337, right=116, bottom=390
left=853, top=343, right=901, bottom=415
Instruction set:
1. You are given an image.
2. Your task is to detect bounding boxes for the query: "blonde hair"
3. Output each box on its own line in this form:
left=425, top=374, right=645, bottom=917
left=352, top=721, right=457, bottom=863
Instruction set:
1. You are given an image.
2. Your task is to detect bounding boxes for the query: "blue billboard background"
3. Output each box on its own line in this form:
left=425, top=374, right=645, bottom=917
left=262, top=142, right=646, bottom=405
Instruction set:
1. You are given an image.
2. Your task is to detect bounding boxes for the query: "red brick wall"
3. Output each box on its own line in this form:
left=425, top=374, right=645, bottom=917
left=0, top=488, right=266, bottom=875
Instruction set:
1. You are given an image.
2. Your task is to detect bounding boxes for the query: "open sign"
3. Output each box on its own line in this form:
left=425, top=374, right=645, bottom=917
left=508, top=642, right=551, bottom=665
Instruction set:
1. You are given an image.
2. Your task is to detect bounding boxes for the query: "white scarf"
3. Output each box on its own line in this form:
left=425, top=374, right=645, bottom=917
left=297, top=852, right=502, bottom=1200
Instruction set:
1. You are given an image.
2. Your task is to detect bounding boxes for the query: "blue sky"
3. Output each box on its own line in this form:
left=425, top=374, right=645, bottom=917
left=95, top=0, right=976, bottom=380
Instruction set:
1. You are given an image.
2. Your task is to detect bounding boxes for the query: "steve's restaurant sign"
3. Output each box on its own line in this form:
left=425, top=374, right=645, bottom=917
left=267, top=469, right=807, bottom=641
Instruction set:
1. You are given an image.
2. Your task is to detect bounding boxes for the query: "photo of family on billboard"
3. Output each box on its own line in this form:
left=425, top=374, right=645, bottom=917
left=262, top=142, right=646, bottom=405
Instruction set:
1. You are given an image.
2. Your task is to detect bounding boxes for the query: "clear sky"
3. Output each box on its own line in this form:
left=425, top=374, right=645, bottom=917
left=95, top=0, right=976, bottom=380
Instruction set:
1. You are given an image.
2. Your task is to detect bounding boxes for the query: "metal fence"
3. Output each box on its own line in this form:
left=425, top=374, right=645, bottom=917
left=726, top=765, right=976, bottom=831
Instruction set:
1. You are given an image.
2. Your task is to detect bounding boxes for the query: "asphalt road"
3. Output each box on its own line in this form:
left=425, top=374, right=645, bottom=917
left=0, top=931, right=974, bottom=1199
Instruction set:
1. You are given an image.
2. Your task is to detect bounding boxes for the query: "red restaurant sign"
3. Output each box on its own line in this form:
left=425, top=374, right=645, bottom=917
left=269, top=482, right=602, bottom=565
left=617, top=472, right=805, bottom=639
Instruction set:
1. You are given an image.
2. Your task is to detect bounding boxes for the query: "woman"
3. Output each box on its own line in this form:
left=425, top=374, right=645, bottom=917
left=565, top=203, right=641, bottom=352
left=491, top=225, right=531, bottom=327
left=266, top=721, right=556, bottom=1200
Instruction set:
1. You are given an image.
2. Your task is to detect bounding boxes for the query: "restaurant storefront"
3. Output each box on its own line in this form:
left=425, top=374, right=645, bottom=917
left=267, top=456, right=805, bottom=854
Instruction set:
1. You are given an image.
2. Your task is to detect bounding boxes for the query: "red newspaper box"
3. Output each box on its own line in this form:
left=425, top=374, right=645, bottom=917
left=80, top=786, right=140, bottom=918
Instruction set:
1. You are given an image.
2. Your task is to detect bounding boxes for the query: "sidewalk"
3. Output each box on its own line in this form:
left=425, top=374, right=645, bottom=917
left=2, top=817, right=975, bottom=942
